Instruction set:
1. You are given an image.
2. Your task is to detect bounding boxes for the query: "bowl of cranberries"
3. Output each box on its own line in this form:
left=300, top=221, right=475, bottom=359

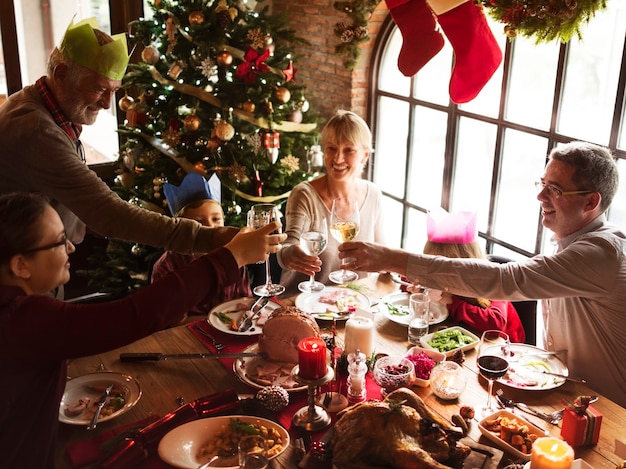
left=372, top=356, right=415, bottom=396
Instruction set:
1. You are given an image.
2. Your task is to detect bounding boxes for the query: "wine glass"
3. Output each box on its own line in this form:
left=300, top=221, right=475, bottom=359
left=328, top=199, right=360, bottom=284
left=298, top=216, right=328, bottom=293
left=247, top=203, right=285, bottom=297
left=477, top=330, right=510, bottom=416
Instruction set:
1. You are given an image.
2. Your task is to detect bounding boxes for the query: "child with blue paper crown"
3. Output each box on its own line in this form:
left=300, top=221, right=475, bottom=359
left=418, top=208, right=525, bottom=342
left=151, top=172, right=252, bottom=319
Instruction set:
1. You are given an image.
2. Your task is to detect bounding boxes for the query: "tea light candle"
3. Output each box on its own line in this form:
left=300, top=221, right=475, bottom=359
left=344, top=317, right=374, bottom=357
left=530, top=437, right=575, bottom=469
left=297, top=337, right=327, bottom=380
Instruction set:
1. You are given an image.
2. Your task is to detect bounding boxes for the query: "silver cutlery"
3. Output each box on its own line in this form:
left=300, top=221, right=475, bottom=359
left=237, top=296, right=265, bottom=329
left=192, top=324, right=225, bottom=351
left=119, top=352, right=262, bottom=361
left=495, top=389, right=563, bottom=425
left=239, top=297, right=270, bottom=332
left=87, top=384, right=113, bottom=430
left=538, top=370, right=586, bottom=384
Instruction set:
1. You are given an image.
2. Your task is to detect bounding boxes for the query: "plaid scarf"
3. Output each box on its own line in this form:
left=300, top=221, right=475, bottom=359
left=35, top=77, right=85, bottom=162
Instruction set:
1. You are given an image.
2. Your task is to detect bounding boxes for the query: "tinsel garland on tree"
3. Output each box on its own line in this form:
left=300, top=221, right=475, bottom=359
left=79, top=0, right=325, bottom=296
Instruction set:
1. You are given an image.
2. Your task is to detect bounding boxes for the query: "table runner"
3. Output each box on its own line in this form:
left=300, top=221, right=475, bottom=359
left=187, top=320, right=383, bottom=436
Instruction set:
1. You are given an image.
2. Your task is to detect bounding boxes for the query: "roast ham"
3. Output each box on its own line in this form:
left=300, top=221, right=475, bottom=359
left=257, top=306, right=320, bottom=363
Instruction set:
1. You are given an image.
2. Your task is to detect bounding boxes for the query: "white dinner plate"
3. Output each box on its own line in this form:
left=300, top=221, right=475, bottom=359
left=498, top=343, right=569, bottom=390
left=295, top=286, right=370, bottom=320
left=419, top=326, right=480, bottom=357
left=379, top=292, right=449, bottom=326
left=59, top=371, right=141, bottom=425
left=207, top=297, right=281, bottom=336
left=479, top=410, right=547, bottom=461
left=158, top=415, right=290, bottom=469
left=233, top=343, right=307, bottom=392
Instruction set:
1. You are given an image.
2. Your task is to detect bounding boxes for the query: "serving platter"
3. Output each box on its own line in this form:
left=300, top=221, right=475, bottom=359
left=59, top=371, right=141, bottom=425
left=207, top=297, right=281, bottom=336
left=233, top=343, right=307, bottom=392
left=158, top=415, right=290, bottom=469
left=378, top=292, right=449, bottom=326
left=295, top=286, right=370, bottom=320
left=419, top=326, right=480, bottom=357
left=499, top=343, right=569, bottom=390
left=479, top=410, right=547, bottom=461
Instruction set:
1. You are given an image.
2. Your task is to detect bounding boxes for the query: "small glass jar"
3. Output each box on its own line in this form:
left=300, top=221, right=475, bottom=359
left=429, top=361, right=466, bottom=400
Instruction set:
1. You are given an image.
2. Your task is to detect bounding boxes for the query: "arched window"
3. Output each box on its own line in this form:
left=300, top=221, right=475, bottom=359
left=369, top=0, right=626, bottom=259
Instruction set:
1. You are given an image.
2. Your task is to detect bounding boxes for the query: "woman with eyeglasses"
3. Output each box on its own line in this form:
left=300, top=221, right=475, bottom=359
left=0, top=191, right=286, bottom=468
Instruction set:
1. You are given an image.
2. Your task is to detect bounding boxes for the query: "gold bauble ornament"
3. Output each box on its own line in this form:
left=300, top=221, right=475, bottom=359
left=189, top=11, right=205, bottom=25
left=299, top=98, right=310, bottom=113
left=216, top=50, right=233, bottom=67
left=141, top=45, right=160, bottom=65
left=274, top=87, right=291, bottom=104
left=214, top=120, right=235, bottom=141
left=183, top=114, right=201, bottom=131
left=118, top=94, right=134, bottom=112
left=119, top=171, right=135, bottom=189
left=241, top=100, right=256, bottom=113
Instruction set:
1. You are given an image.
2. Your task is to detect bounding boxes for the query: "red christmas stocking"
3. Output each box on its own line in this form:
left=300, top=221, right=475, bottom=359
left=435, top=1, right=502, bottom=103
left=385, top=0, right=444, bottom=77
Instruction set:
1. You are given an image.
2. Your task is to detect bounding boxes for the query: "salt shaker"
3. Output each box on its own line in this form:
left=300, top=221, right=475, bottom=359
left=347, top=350, right=368, bottom=404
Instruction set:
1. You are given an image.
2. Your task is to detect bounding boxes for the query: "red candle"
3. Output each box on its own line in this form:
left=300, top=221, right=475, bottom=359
left=297, top=337, right=327, bottom=380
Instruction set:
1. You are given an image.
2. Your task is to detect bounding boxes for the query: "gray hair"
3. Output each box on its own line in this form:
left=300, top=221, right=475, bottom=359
left=549, top=141, right=619, bottom=212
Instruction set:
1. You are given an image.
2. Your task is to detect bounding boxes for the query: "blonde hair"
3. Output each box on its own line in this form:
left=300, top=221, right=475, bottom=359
left=321, top=110, right=372, bottom=152
left=177, top=199, right=223, bottom=218
left=423, top=240, right=486, bottom=260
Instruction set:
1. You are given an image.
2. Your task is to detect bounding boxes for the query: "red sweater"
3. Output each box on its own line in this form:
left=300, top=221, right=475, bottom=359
left=447, top=295, right=526, bottom=343
left=0, top=248, right=239, bottom=469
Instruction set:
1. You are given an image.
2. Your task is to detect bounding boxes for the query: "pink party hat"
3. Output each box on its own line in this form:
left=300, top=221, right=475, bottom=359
left=164, top=172, right=221, bottom=215
left=427, top=208, right=477, bottom=244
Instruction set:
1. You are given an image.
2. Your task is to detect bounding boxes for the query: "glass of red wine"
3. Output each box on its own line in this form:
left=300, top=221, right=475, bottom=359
left=477, top=330, right=510, bottom=416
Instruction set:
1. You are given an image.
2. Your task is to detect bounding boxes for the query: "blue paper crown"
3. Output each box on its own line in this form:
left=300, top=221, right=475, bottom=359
left=164, top=172, right=221, bottom=216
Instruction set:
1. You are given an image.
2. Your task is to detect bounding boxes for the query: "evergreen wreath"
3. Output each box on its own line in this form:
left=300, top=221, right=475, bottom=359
left=332, top=0, right=608, bottom=70
left=333, top=0, right=379, bottom=70
left=479, top=0, right=609, bottom=43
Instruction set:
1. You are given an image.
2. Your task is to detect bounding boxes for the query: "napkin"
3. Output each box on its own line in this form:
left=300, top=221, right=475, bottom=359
left=65, top=415, right=160, bottom=467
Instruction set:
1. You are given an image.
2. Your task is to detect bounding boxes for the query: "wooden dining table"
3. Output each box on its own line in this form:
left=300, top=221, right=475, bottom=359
left=54, top=273, right=626, bottom=469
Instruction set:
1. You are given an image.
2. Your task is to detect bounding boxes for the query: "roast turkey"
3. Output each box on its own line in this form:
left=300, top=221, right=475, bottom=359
left=331, top=388, right=470, bottom=469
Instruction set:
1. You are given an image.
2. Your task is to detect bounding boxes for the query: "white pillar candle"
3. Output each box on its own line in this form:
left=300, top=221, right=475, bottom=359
left=530, top=437, right=574, bottom=469
left=344, top=317, right=374, bottom=357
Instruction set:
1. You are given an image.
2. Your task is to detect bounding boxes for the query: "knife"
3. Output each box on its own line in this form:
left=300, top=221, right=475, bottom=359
left=539, top=370, right=586, bottom=383
left=119, top=352, right=262, bottom=362
left=87, top=384, right=113, bottom=430
left=239, top=298, right=271, bottom=332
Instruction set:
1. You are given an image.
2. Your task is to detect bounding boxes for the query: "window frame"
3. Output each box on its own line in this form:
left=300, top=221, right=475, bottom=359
left=368, top=12, right=626, bottom=258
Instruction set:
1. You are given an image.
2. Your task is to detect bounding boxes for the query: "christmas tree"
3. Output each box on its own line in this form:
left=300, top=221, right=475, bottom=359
left=80, top=0, right=323, bottom=296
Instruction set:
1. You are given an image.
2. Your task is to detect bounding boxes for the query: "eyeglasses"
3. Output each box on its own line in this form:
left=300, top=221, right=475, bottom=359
left=21, top=236, right=69, bottom=254
left=534, top=181, right=594, bottom=199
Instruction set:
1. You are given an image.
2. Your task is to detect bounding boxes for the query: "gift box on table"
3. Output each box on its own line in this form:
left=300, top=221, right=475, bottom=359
left=560, top=404, right=602, bottom=447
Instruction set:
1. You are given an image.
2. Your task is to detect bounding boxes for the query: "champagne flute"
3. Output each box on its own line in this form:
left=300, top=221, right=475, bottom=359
left=298, top=216, right=328, bottom=293
left=477, top=330, right=510, bottom=416
left=247, top=203, right=285, bottom=297
left=328, top=199, right=360, bottom=284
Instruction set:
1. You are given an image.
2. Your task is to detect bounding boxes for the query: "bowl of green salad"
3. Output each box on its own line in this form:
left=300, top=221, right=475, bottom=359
left=419, top=326, right=479, bottom=357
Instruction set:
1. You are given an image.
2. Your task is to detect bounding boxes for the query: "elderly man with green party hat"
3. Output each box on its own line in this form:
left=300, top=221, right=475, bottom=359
left=0, top=17, right=239, bottom=297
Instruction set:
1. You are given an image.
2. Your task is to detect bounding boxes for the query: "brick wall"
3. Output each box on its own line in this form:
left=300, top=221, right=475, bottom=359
left=271, top=0, right=390, bottom=123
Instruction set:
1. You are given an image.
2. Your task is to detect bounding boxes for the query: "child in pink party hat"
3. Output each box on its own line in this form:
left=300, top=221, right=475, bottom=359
left=422, top=207, right=525, bottom=342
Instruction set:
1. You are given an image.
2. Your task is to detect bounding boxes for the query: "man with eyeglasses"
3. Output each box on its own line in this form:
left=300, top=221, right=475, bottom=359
left=0, top=18, right=237, bottom=291
left=340, top=141, right=626, bottom=407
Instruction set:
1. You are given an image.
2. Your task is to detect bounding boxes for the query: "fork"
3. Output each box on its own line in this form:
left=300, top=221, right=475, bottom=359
left=192, top=324, right=225, bottom=351
left=496, top=389, right=563, bottom=425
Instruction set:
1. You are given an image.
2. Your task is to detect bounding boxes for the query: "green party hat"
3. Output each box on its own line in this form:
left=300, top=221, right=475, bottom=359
left=59, top=17, right=129, bottom=80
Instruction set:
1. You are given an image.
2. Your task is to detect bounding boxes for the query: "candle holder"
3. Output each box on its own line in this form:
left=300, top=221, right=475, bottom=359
left=291, top=364, right=334, bottom=431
